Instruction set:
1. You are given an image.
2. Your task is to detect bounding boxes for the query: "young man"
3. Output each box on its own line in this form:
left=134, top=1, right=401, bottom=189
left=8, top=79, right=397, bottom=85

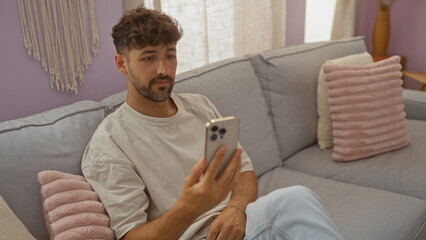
left=82, top=6, right=344, bottom=240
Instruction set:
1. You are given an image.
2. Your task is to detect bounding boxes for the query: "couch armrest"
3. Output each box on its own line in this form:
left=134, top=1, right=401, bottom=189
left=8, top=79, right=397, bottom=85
left=403, top=89, right=426, bottom=121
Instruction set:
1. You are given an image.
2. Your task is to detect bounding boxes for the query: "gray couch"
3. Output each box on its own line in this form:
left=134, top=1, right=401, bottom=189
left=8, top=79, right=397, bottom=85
left=2, top=36, right=426, bottom=240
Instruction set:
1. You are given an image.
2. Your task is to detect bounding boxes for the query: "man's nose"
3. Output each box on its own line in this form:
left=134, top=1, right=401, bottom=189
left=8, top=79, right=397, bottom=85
left=157, top=57, right=169, bottom=75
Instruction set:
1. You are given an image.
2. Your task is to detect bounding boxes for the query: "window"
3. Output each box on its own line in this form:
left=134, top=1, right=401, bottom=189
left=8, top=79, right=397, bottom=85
left=141, top=0, right=286, bottom=73
left=304, top=0, right=336, bottom=43
left=146, top=0, right=235, bottom=73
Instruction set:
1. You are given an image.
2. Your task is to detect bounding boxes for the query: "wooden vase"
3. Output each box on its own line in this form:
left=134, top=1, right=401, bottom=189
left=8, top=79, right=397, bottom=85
left=373, top=2, right=391, bottom=57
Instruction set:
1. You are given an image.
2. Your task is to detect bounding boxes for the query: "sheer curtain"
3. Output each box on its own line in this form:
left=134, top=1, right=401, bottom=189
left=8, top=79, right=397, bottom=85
left=330, top=0, right=356, bottom=40
left=123, top=0, right=286, bottom=73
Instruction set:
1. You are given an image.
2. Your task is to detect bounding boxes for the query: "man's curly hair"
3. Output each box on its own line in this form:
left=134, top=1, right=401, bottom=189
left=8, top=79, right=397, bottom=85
left=111, top=6, right=183, bottom=55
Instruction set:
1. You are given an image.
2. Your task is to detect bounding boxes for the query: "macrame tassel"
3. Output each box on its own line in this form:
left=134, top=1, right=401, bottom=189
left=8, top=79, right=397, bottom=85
left=17, top=0, right=100, bottom=94
left=88, top=0, right=99, bottom=56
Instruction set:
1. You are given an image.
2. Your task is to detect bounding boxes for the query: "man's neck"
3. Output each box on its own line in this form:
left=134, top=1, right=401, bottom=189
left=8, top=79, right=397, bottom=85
left=126, top=93, right=177, bottom=118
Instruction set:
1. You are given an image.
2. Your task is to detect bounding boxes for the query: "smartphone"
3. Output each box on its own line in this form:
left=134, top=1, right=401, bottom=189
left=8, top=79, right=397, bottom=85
left=204, top=116, right=239, bottom=178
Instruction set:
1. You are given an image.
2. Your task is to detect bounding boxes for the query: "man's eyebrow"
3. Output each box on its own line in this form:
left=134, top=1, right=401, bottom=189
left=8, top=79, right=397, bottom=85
left=138, top=47, right=176, bottom=56
left=139, top=49, right=158, bottom=55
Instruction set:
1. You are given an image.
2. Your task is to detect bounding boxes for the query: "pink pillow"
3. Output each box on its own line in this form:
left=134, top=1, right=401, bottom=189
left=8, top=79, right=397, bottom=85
left=322, top=56, right=409, bottom=161
left=38, top=170, right=116, bottom=240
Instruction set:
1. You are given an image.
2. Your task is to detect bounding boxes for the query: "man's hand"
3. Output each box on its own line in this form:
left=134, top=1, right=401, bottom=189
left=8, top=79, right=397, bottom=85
left=123, top=146, right=242, bottom=240
left=206, top=203, right=246, bottom=240
left=207, top=170, right=258, bottom=240
left=176, top=145, right=243, bottom=219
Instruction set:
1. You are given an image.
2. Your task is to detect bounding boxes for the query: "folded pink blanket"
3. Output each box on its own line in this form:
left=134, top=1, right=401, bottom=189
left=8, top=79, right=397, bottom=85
left=38, top=170, right=115, bottom=240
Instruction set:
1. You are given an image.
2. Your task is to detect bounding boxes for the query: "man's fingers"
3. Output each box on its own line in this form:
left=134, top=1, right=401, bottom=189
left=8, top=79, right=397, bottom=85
left=217, top=148, right=242, bottom=186
left=185, top=157, right=206, bottom=186
left=206, top=228, right=220, bottom=240
left=216, top=231, right=228, bottom=240
left=204, top=145, right=227, bottom=179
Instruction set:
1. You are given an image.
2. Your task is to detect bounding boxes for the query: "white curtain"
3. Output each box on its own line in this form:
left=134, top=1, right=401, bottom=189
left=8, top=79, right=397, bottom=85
left=123, top=0, right=286, bottom=73
left=234, top=0, right=286, bottom=57
left=331, top=0, right=356, bottom=40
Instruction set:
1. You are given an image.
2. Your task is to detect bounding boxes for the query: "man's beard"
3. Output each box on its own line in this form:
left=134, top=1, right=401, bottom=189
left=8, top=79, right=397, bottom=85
left=129, top=70, right=174, bottom=103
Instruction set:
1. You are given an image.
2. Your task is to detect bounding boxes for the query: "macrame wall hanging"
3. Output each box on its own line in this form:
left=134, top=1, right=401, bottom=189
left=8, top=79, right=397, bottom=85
left=17, top=0, right=99, bottom=94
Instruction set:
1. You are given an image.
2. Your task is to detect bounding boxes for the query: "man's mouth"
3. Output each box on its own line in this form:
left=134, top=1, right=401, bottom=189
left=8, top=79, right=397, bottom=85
left=150, top=76, right=173, bottom=87
left=152, top=79, right=171, bottom=87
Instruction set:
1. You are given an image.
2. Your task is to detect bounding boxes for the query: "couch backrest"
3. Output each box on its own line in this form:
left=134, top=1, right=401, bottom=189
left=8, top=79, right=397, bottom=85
left=250, top=36, right=367, bottom=160
left=0, top=101, right=106, bottom=240
left=173, top=56, right=282, bottom=177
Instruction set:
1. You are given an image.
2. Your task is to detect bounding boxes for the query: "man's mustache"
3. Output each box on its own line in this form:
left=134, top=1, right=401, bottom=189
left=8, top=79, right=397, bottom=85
left=150, top=75, right=173, bottom=83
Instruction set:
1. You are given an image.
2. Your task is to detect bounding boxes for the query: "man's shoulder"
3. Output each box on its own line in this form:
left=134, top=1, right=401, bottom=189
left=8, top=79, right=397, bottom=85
left=81, top=105, right=131, bottom=168
left=90, top=104, right=128, bottom=139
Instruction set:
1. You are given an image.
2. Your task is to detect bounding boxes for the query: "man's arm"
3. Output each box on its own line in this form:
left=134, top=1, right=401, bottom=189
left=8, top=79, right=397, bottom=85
left=122, top=195, right=200, bottom=240
left=229, top=171, right=258, bottom=209
left=123, top=146, right=243, bottom=240
left=206, top=170, right=258, bottom=240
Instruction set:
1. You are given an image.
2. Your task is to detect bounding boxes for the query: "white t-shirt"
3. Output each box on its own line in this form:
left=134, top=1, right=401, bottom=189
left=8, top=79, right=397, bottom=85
left=82, top=93, right=254, bottom=240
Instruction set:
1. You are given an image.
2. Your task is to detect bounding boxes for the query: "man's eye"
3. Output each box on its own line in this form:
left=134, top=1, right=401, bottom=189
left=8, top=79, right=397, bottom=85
left=167, top=55, right=176, bottom=59
left=142, top=56, right=154, bottom=61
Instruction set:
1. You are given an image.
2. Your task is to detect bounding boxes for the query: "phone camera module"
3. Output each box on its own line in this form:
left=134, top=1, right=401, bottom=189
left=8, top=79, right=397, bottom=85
left=211, top=125, right=218, bottom=132
left=210, top=134, right=218, bottom=141
left=219, top=128, right=226, bottom=135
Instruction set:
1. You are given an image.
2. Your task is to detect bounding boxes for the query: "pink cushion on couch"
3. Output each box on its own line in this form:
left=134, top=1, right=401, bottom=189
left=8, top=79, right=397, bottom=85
left=322, top=56, right=409, bottom=161
left=38, top=170, right=116, bottom=240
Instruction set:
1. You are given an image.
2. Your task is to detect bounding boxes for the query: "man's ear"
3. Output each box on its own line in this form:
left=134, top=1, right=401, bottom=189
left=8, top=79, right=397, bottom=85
left=114, top=54, right=128, bottom=75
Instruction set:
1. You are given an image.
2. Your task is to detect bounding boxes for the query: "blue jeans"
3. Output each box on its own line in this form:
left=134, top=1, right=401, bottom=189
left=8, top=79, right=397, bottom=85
left=244, top=186, right=344, bottom=240
left=203, top=186, right=344, bottom=240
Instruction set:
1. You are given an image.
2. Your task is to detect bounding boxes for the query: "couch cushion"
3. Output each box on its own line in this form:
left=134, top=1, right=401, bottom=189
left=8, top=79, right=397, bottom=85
left=403, top=89, right=426, bottom=121
left=0, top=101, right=106, bottom=240
left=173, top=56, right=281, bottom=177
left=250, top=36, right=367, bottom=160
left=283, top=119, right=426, bottom=201
left=38, top=170, right=114, bottom=240
left=258, top=167, right=426, bottom=240
left=323, top=56, right=409, bottom=161
left=317, top=52, right=373, bottom=149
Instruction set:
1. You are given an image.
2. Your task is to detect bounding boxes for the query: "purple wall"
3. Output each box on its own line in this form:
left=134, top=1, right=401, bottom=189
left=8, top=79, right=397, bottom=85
left=356, top=0, right=426, bottom=90
left=0, top=1, right=126, bottom=122
left=1, top=1, right=425, bottom=122
left=286, top=1, right=306, bottom=46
